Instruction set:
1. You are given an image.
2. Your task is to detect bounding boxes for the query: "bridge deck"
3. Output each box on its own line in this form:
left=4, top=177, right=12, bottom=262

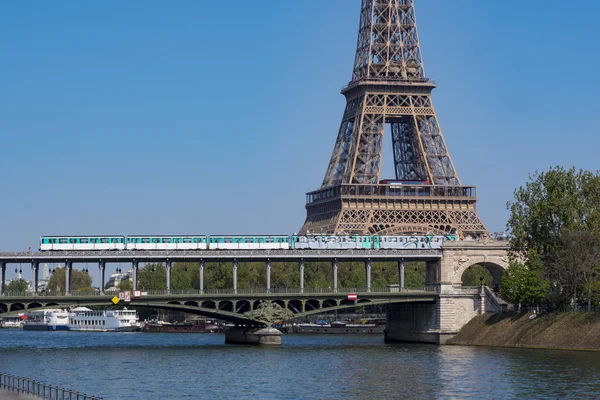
left=0, top=249, right=442, bottom=263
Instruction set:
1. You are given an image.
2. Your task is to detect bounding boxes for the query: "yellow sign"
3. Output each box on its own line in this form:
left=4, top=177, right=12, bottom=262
left=111, top=296, right=120, bottom=305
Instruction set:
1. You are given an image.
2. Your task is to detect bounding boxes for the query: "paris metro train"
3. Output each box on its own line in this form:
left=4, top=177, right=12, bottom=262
left=39, top=234, right=458, bottom=251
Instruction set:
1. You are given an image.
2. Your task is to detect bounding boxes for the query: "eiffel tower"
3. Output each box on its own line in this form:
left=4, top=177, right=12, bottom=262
left=300, top=0, right=488, bottom=239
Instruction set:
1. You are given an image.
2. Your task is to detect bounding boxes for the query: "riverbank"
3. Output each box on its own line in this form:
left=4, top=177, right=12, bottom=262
left=448, top=312, right=600, bottom=351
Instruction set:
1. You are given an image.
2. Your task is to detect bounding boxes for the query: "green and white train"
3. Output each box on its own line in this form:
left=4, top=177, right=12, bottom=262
left=39, top=234, right=458, bottom=251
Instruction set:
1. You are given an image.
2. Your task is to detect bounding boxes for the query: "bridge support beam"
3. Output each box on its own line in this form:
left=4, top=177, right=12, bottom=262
left=332, top=260, right=338, bottom=293
left=398, top=259, right=405, bottom=290
left=199, top=260, right=205, bottom=294
left=65, top=261, right=72, bottom=294
left=166, top=260, right=171, bottom=294
left=99, top=261, right=106, bottom=295
left=266, top=260, right=271, bottom=293
left=32, top=261, right=39, bottom=294
left=425, top=260, right=440, bottom=287
left=233, top=259, right=238, bottom=294
left=1, top=262, right=6, bottom=295
left=299, top=260, right=304, bottom=293
left=365, top=260, right=372, bottom=292
left=132, top=261, right=138, bottom=291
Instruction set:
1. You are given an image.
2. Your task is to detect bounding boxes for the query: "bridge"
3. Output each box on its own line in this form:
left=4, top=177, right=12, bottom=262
left=0, top=241, right=509, bottom=343
left=0, top=287, right=440, bottom=325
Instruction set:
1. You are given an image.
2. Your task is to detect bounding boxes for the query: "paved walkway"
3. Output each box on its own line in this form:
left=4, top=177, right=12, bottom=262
left=0, top=390, right=35, bottom=399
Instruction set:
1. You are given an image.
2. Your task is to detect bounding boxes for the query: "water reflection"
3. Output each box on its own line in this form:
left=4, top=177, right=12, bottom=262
left=0, top=331, right=599, bottom=400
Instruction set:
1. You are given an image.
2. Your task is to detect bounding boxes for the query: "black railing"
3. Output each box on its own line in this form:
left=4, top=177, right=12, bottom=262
left=0, top=372, right=102, bottom=400
left=307, top=184, right=476, bottom=204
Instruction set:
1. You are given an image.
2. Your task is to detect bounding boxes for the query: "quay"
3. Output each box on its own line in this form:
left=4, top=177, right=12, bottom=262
left=0, top=371, right=102, bottom=400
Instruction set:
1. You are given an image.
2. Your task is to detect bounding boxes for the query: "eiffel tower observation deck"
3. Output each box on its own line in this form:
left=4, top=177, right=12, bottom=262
left=300, top=0, right=488, bottom=239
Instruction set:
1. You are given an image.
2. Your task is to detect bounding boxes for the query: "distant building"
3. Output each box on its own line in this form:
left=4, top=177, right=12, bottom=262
left=104, top=271, right=133, bottom=291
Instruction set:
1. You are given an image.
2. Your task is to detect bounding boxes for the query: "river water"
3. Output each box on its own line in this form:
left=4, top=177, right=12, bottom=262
left=0, top=330, right=599, bottom=400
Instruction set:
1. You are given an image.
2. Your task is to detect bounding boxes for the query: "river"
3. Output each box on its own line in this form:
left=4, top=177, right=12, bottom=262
left=0, top=330, right=599, bottom=399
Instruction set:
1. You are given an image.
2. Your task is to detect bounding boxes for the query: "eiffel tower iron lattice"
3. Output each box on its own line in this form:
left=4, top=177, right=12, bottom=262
left=299, top=0, right=488, bottom=239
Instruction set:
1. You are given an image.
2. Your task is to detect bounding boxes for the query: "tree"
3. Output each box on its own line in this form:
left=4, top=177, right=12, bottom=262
left=137, top=264, right=167, bottom=291
left=548, top=230, right=600, bottom=311
left=6, top=279, right=28, bottom=293
left=500, top=263, right=549, bottom=308
left=118, top=280, right=133, bottom=292
left=507, top=167, right=600, bottom=268
left=461, top=264, right=493, bottom=287
left=46, top=268, right=93, bottom=293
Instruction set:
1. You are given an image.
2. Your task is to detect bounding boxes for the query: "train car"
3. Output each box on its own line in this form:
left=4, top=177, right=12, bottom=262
left=208, top=236, right=290, bottom=250
left=126, top=236, right=208, bottom=250
left=40, top=236, right=126, bottom=251
left=291, top=235, right=373, bottom=250
left=376, top=235, right=458, bottom=249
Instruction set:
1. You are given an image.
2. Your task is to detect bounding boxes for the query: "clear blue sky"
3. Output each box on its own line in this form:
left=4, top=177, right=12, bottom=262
left=1, top=0, right=599, bottom=266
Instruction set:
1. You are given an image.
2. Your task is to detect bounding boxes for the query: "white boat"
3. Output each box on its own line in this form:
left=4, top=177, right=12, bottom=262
left=23, top=309, right=70, bottom=331
left=68, top=307, right=139, bottom=332
left=0, top=315, right=24, bottom=328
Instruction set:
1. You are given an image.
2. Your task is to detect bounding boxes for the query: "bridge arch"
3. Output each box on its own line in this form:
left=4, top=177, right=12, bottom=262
left=10, top=303, right=25, bottom=312
left=454, top=256, right=508, bottom=288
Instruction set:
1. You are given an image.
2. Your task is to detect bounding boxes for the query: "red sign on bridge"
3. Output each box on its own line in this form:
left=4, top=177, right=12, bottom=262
left=347, top=293, right=357, bottom=301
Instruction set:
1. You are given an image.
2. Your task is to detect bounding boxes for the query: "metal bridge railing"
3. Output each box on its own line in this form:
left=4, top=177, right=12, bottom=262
left=0, top=287, right=439, bottom=298
left=0, top=371, right=102, bottom=400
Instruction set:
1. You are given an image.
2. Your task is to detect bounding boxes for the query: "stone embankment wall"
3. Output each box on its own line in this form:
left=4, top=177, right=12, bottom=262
left=448, top=312, right=600, bottom=351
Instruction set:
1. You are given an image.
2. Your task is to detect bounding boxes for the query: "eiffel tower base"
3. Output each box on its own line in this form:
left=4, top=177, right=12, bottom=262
left=299, top=184, right=488, bottom=239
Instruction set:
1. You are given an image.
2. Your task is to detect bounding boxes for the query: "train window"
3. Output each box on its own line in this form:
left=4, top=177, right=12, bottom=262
left=266, top=237, right=274, bottom=243
left=183, top=238, right=192, bottom=243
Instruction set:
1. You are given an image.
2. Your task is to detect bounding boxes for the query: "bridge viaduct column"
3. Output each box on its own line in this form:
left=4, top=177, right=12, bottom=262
left=1, top=262, right=6, bottom=295
left=166, top=260, right=171, bottom=294
left=132, top=260, right=138, bottom=292
left=65, top=261, right=72, bottom=294
left=299, top=260, right=304, bottom=294
left=398, top=259, right=405, bottom=290
left=233, top=259, right=238, bottom=294
left=31, top=261, right=39, bottom=294
left=332, top=259, right=338, bottom=293
left=365, top=260, right=372, bottom=292
left=99, top=261, right=106, bottom=295
left=199, top=260, right=205, bottom=294
left=266, top=260, right=271, bottom=293
left=425, top=260, right=440, bottom=288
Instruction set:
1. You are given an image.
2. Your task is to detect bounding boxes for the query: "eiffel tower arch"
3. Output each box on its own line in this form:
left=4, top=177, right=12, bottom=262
left=300, top=0, right=488, bottom=239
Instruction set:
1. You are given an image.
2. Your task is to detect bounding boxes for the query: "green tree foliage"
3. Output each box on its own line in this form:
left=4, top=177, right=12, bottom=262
left=508, top=166, right=600, bottom=267
left=118, top=280, right=133, bottom=292
left=500, top=263, right=549, bottom=307
left=6, top=279, right=29, bottom=293
left=507, top=166, right=600, bottom=308
left=461, top=264, right=493, bottom=287
left=46, top=268, right=93, bottom=293
left=129, top=260, right=426, bottom=291
left=137, top=263, right=167, bottom=291
left=548, top=230, right=600, bottom=311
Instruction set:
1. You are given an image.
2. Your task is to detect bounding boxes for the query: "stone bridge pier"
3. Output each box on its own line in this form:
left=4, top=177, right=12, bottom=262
left=385, top=241, right=509, bottom=344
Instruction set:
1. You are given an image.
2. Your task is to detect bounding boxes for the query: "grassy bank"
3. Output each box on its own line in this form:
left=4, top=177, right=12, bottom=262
left=448, top=312, right=600, bottom=351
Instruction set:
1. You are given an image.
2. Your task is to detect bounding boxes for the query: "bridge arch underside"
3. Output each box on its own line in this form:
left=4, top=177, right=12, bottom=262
left=455, top=256, right=508, bottom=287
left=0, top=297, right=435, bottom=325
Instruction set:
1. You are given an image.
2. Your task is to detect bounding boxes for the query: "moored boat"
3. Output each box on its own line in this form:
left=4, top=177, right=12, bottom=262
left=291, top=320, right=385, bottom=334
left=0, top=315, right=25, bottom=329
left=68, top=307, right=139, bottom=332
left=141, top=318, right=221, bottom=333
left=23, top=309, right=69, bottom=331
